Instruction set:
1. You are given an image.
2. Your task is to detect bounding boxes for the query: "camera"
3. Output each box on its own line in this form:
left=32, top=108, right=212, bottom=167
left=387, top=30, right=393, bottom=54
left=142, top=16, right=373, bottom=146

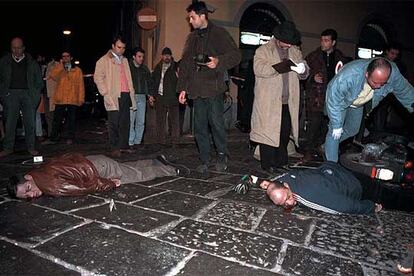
left=193, top=54, right=211, bottom=65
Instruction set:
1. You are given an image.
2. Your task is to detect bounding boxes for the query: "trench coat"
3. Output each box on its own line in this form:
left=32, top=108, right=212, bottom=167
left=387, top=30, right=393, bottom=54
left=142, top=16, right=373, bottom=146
left=250, top=38, right=308, bottom=147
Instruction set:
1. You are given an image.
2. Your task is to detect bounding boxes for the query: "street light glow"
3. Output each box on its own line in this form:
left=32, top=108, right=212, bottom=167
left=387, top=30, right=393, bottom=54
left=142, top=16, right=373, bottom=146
left=63, top=30, right=71, bottom=35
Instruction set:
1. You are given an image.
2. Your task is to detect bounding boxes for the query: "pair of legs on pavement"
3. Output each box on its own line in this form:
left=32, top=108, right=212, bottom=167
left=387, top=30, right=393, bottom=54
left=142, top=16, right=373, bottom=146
left=0, top=89, right=38, bottom=157
left=129, top=94, right=146, bottom=147
left=194, top=94, right=228, bottom=174
left=325, top=106, right=363, bottom=162
left=107, top=94, right=135, bottom=158
left=259, top=104, right=291, bottom=173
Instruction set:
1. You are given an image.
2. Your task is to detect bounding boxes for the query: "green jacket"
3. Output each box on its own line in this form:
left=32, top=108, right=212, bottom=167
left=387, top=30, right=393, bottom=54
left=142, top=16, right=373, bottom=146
left=0, top=53, right=43, bottom=106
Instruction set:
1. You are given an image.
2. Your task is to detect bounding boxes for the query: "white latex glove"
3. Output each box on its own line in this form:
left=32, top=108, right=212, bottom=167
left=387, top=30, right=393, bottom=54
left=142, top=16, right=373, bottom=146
left=290, top=62, right=306, bottom=74
left=332, top=128, right=343, bottom=140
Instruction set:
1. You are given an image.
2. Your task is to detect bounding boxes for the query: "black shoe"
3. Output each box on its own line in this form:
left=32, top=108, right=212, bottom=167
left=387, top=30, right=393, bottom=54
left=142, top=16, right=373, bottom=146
left=215, top=152, right=228, bottom=172
left=157, top=155, right=190, bottom=177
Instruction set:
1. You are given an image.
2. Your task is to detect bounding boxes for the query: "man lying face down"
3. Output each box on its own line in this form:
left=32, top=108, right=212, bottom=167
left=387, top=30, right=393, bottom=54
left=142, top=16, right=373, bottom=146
left=7, top=153, right=177, bottom=199
left=260, top=161, right=382, bottom=214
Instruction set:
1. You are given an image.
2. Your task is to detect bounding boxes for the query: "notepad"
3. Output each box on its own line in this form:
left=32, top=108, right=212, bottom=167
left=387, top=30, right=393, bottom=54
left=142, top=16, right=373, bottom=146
left=272, top=59, right=297, bottom=74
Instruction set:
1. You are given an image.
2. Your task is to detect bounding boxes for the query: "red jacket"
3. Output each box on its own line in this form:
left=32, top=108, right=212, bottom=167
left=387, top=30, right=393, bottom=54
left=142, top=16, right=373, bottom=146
left=30, top=153, right=116, bottom=197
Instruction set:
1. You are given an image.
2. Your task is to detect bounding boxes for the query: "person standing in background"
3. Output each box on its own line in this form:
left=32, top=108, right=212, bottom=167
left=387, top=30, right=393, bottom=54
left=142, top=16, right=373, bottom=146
left=0, top=37, right=43, bottom=157
left=128, top=47, right=153, bottom=148
left=303, top=29, right=346, bottom=160
left=43, top=51, right=85, bottom=145
left=152, top=47, right=180, bottom=145
left=250, top=21, right=309, bottom=174
left=177, top=1, right=241, bottom=174
left=94, top=35, right=136, bottom=158
left=45, top=57, right=59, bottom=138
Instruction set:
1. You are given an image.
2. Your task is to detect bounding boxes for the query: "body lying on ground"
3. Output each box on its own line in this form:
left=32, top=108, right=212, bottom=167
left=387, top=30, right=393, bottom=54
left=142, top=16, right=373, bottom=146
left=260, top=161, right=382, bottom=214
left=7, top=152, right=177, bottom=199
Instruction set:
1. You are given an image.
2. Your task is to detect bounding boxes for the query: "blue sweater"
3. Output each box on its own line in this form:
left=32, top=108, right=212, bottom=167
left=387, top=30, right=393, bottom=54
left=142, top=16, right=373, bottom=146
left=276, top=162, right=375, bottom=214
left=326, top=58, right=414, bottom=129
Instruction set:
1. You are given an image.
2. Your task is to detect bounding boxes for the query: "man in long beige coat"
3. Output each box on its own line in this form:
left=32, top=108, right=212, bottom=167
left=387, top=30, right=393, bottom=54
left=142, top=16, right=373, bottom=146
left=94, top=35, right=136, bottom=158
left=250, top=21, right=309, bottom=173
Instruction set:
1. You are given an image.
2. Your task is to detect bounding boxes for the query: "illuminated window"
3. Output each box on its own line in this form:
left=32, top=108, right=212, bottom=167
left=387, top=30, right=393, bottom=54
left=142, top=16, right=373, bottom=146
left=240, top=31, right=272, bottom=46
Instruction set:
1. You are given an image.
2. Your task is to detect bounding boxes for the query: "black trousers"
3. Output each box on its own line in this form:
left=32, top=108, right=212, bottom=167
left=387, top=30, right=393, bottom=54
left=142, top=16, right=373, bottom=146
left=50, top=104, right=77, bottom=141
left=260, top=104, right=291, bottom=169
left=107, top=93, right=131, bottom=150
left=156, top=101, right=180, bottom=144
left=304, top=111, right=328, bottom=151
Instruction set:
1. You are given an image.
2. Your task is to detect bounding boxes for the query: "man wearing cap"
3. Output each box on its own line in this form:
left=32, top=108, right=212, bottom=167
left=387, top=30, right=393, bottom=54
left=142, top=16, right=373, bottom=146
left=152, top=47, right=180, bottom=145
left=260, top=161, right=383, bottom=214
left=324, top=57, right=414, bottom=162
left=250, top=21, right=309, bottom=173
left=177, top=1, right=241, bottom=174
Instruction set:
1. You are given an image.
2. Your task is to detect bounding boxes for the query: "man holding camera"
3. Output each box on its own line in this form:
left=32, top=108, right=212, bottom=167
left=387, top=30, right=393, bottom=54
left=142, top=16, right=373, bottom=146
left=177, top=1, right=241, bottom=174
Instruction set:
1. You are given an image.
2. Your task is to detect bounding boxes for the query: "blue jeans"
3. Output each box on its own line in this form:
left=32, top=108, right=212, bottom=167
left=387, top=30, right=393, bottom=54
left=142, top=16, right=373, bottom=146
left=129, top=94, right=146, bottom=145
left=325, top=106, right=363, bottom=162
left=193, top=94, right=227, bottom=164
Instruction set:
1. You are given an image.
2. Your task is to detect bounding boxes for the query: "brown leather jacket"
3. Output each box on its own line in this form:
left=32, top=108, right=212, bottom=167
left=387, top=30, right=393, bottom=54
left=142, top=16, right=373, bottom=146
left=305, top=48, right=346, bottom=112
left=29, top=153, right=117, bottom=197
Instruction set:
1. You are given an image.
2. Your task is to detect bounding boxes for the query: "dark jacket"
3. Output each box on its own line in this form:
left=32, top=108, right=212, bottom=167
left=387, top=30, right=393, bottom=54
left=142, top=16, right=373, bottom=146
left=305, top=48, right=346, bottom=112
left=177, top=22, right=241, bottom=99
left=152, top=60, right=178, bottom=104
left=128, top=60, right=153, bottom=95
left=29, top=153, right=117, bottom=197
left=0, top=53, right=43, bottom=106
left=277, top=162, right=375, bottom=214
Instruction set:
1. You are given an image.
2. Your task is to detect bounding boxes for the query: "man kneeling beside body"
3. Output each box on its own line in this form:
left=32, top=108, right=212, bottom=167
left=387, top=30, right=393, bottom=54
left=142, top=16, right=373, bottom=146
left=260, top=162, right=382, bottom=214
left=8, top=153, right=177, bottom=199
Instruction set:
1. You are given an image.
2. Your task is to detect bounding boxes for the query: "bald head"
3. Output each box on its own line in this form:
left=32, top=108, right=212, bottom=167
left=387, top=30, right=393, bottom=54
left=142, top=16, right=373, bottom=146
left=366, top=58, right=391, bottom=90
left=11, top=37, right=25, bottom=58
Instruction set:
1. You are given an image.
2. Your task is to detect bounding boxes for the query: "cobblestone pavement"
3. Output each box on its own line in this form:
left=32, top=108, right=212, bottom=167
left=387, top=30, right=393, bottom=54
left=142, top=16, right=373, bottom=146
left=0, top=119, right=413, bottom=275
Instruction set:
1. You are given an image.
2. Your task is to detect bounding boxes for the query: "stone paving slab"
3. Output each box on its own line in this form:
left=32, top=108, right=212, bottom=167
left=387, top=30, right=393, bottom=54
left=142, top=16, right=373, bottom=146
left=30, top=195, right=106, bottom=212
left=362, top=266, right=401, bottom=276
left=134, top=191, right=214, bottom=217
left=133, top=175, right=179, bottom=187
left=0, top=240, right=79, bottom=275
left=161, top=219, right=283, bottom=269
left=72, top=202, right=180, bottom=233
left=220, top=188, right=275, bottom=208
left=201, top=200, right=266, bottom=230
left=177, top=252, right=280, bottom=275
left=281, top=245, right=364, bottom=275
left=0, top=201, right=84, bottom=245
left=156, top=178, right=232, bottom=196
left=93, top=183, right=164, bottom=203
left=309, top=218, right=412, bottom=270
left=256, top=209, right=314, bottom=244
left=292, top=207, right=380, bottom=224
left=37, top=222, right=190, bottom=276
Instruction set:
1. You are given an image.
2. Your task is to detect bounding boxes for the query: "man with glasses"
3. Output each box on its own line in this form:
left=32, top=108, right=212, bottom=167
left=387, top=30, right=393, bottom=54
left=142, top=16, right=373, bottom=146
left=0, top=37, right=43, bottom=157
left=260, top=162, right=382, bottom=214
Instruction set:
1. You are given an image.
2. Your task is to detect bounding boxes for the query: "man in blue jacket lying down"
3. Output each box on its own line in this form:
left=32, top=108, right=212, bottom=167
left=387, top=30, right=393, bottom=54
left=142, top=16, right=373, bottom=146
left=260, top=162, right=382, bottom=214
